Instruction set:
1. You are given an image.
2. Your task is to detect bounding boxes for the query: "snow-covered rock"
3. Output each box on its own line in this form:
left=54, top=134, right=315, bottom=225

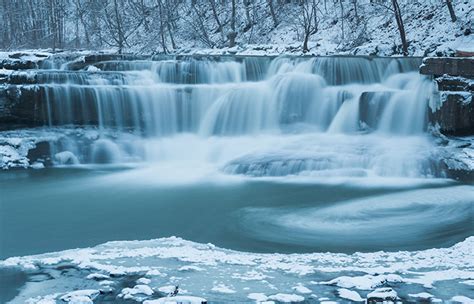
left=268, top=293, right=305, bottom=302
left=143, top=296, right=207, bottom=304
left=59, top=290, right=99, bottom=303
left=118, top=284, right=154, bottom=300
left=337, top=288, right=364, bottom=302
left=367, top=288, right=398, bottom=302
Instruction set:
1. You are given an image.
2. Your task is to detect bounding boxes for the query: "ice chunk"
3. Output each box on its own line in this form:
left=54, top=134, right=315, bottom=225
left=268, top=293, right=305, bottom=302
left=143, top=296, right=207, bottom=304
left=337, top=288, right=364, bottom=302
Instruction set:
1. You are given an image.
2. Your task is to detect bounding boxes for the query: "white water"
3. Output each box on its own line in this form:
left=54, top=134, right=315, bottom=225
left=24, top=56, right=442, bottom=179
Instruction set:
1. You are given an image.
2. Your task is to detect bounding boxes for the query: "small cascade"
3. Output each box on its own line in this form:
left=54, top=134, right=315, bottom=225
left=7, top=55, right=441, bottom=178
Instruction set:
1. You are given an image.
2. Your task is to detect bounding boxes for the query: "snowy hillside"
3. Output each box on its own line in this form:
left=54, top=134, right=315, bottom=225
left=0, top=0, right=472, bottom=56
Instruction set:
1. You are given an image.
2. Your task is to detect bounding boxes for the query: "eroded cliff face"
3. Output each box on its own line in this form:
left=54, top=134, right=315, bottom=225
left=420, top=57, right=474, bottom=181
left=421, top=57, right=474, bottom=136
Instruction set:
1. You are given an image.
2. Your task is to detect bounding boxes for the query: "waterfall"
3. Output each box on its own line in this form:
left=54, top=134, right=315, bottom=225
left=17, top=55, right=440, bottom=178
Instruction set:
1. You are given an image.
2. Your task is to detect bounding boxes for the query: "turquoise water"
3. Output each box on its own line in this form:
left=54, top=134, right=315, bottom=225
left=1, top=167, right=472, bottom=260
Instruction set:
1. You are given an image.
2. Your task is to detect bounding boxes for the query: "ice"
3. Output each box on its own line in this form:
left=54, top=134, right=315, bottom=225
left=409, top=292, right=434, bottom=299
left=2, top=236, right=473, bottom=303
left=158, top=285, right=177, bottom=294
left=211, top=283, right=236, bottom=294
left=451, top=296, right=474, bottom=304
left=118, top=284, right=154, bottom=300
left=267, top=293, right=304, bottom=302
left=143, top=296, right=207, bottom=304
left=86, top=65, right=101, bottom=72
left=59, top=290, right=99, bottom=303
left=291, top=284, right=312, bottom=294
left=336, top=288, right=364, bottom=302
left=248, top=293, right=268, bottom=301
left=320, top=274, right=404, bottom=290
left=85, top=273, right=110, bottom=280
left=137, top=277, right=152, bottom=285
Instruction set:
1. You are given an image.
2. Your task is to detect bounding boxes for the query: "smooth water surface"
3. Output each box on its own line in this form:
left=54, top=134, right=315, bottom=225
left=1, top=167, right=472, bottom=259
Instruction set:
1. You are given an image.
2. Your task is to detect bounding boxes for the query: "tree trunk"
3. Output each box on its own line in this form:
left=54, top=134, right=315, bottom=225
left=446, top=0, right=457, bottom=22
left=391, top=0, right=408, bottom=56
left=267, top=0, right=278, bottom=28
left=228, top=0, right=237, bottom=47
left=339, top=0, right=344, bottom=41
left=303, top=31, right=310, bottom=53
left=113, top=0, right=124, bottom=54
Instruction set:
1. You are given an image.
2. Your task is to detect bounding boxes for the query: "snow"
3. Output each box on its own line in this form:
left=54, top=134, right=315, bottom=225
left=248, top=292, right=268, bottom=301
left=1, top=234, right=473, bottom=302
left=137, top=277, right=152, bottom=285
left=86, top=65, right=101, bottom=72
left=85, top=272, right=110, bottom=280
left=451, top=296, right=474, bottom=304
left=158, top=285, right=177, bottom=294
left=211, top=283, right=236, bottom=294
left=1, top=0, right=471, bottom=57
left=367, top=288, right=398, bottom=301
left=118, top=284, right=154, bottom=300
left=59, top=290, right=99, bottom=303
left=337, top=288, right=364, bottom=302
left=267, top=293, right=305, bottom=302
left=292, top=284, right=312, bottom=294
left=178, top=265, right=205, bottom=272
left=143, top=296, right=207, bottom=304
left=409, top=292, right=434, bottom=299
left=320, top=274, right=403, bottom=290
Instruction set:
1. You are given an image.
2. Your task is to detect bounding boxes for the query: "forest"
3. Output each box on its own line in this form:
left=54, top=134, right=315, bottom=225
left=0, top=0, right=470, bottom=55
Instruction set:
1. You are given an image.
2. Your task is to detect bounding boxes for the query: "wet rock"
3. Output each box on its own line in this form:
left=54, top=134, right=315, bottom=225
left=0, top=85, right=47, bottom=130
left=358, top=91, right=392, bottom=129
left=27, top=141, right=52, bottom=167
left=429, top=91, right=474, bottom=135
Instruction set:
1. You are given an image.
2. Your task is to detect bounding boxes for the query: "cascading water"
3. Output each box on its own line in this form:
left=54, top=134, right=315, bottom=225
left=22, top=56, right=441, bottom=178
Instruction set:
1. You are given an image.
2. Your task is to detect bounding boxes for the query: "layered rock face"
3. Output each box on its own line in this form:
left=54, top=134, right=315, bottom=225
left=420, top=56, right=474, bottom=181
left=421, top=57, right=474, bottom=136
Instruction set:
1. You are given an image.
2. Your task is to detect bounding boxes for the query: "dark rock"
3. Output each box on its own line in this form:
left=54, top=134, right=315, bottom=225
left=359, top=91, right=392, bottom=129
left=0, top=86, right=47, bottom=130
left=0, top=59, right=38, bottom=70
left=435, top=76, right=474, bottom=92
left=367, top=288, right=398, bottom=303
left=420, top=57, right=474, bottom=77
left=27, top=141, right=52, bottom=167
left=429, top=92, right=473, bottom=135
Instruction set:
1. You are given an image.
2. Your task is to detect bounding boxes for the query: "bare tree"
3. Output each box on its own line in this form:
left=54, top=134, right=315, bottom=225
left=103, top=0, right=144, bottom=53
left=267, top=0, right=279, bottom=28
left=446, top=0, right=457, bottom=22
left=299, top=0, right=318, bottom=53
left=228, top=0, right=237, bottom=47
left=208, top=0, right=225, bottom=42
left=338, top=0, right=344, bottom=41
left=391, top=0, right=408, bottom=56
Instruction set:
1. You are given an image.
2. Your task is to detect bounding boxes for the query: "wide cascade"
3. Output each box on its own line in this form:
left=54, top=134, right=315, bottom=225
left=18, top=56, right=441, bottom=178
